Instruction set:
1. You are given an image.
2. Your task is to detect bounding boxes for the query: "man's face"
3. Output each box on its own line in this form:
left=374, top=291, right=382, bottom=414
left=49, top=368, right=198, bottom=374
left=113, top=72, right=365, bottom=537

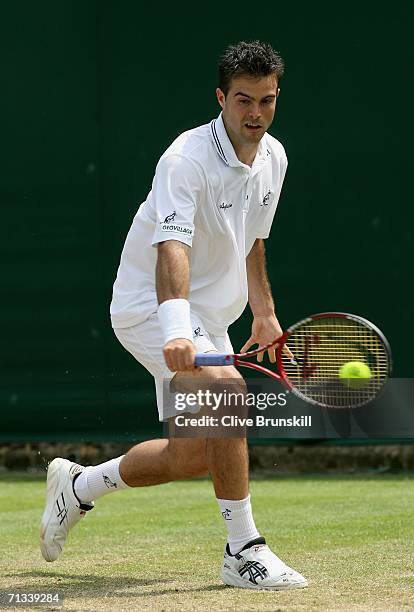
left=216, top=74, right=279, bottom=147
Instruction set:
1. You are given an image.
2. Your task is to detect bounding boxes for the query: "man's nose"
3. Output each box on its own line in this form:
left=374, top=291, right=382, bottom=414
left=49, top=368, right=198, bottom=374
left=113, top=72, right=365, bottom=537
left=249, top=103, right=261, bottom=119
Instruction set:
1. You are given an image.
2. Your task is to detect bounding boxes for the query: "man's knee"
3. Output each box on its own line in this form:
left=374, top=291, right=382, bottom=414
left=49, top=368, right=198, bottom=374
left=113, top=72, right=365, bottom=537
left=210, top=366, right=247, bottom=392
left=209, top=368, right=248, bottom=422
left=172, top=365, right=246, bottom=392
left=170, top=366, right=248, bottom=436
left=172, top=366, right=247, bottom=404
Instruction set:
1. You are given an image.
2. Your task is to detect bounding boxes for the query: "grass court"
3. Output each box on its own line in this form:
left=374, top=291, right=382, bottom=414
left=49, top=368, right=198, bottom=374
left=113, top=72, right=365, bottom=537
left=1, top=473, right=413, bottom=610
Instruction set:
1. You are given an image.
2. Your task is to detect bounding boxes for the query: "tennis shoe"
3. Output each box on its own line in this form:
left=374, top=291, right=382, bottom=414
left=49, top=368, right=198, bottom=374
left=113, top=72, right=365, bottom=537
left=221, top=537, right=308, bottom=590
left=40, top=458, right=94, bottom=562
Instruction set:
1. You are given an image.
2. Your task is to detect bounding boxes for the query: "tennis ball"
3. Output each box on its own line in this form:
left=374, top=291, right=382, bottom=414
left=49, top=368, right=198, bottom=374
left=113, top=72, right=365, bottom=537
left=339, top=361, right=372, bottom=389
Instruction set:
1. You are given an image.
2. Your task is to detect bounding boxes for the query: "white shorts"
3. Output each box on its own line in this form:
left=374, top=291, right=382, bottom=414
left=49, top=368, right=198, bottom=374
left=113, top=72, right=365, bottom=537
left=113, top=312, right=233, bottom=421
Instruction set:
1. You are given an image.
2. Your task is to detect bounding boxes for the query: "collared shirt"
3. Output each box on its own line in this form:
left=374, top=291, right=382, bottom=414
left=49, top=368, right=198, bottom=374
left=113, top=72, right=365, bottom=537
left=110, top=113, right=288, bottom=335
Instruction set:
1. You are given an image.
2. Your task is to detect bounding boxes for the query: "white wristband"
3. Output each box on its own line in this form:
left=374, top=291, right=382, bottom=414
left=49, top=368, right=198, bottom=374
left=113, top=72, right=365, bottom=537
left=157, top=299, right=193, bottom=345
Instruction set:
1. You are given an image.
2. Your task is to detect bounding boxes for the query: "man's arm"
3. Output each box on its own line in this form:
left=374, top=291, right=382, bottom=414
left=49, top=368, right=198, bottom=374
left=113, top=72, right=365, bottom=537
left=156, top=239, right=190, bottom=303
left=241, top=239, right=284, bottom=362
left=156, top=240, right=196, bottom=372
left=245, top=238, right=275, bottom=317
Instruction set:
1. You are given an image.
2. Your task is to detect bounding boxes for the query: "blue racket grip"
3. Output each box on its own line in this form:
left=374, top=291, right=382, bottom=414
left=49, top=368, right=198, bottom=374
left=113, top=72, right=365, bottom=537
left=194, top=353, right=234, bottom=366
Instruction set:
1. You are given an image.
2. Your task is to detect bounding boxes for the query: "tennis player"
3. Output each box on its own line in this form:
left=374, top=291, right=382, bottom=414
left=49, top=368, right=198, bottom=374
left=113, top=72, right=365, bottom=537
left=40, top=40, right=308, bottom=591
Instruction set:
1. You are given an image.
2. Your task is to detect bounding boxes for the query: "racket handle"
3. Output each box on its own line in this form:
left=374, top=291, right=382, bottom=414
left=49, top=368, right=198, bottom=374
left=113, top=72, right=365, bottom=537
left=194, top=353, right=234, bottom=366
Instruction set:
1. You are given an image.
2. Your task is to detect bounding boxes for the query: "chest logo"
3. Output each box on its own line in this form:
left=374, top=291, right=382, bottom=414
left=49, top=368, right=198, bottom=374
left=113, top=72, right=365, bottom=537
left=261, top=190, right=272, bottom=206
left=219, top=202, right=232, bottom=210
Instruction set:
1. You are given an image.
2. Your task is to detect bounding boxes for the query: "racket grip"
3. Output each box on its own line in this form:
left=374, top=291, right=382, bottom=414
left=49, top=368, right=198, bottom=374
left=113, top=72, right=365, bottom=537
left=194, top=353, right=234, bottom=366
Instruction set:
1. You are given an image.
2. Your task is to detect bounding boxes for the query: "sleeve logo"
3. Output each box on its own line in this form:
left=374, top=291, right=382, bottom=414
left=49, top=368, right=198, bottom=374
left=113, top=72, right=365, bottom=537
left=162, top=211, right=177, bottom=223
left=160, top=211, right=193, bottom=236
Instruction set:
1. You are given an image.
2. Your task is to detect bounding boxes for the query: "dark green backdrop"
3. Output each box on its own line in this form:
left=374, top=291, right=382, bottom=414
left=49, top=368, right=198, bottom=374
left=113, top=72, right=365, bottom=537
left=1, top=2, right=413, bottom=441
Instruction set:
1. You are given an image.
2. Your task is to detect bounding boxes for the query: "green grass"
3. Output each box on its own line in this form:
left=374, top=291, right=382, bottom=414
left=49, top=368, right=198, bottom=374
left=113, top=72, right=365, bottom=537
left=0, top=473, right=414, bottom=610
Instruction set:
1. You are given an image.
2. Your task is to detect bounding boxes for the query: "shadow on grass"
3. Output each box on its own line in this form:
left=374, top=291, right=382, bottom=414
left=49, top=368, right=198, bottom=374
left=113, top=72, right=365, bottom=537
left=4, top=570, right=228, bottom=599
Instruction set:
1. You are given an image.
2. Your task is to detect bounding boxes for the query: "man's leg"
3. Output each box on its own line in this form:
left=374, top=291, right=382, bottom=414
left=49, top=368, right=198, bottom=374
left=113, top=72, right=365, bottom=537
left=71, top=438, right=208, bottom=503
left=207, top=437, right=248, bottom=500
left=167, top=367, right=308, bottom=590
left=167, top=367, right=260, bottom=555
left=120, top=437, right=208, bottom=486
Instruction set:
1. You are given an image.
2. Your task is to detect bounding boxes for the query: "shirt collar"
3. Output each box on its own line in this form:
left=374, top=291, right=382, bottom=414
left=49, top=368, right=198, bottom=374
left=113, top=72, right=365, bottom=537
left=251, top=137, right=269, bottom=173
left=210, top=112, right=268, bottom=171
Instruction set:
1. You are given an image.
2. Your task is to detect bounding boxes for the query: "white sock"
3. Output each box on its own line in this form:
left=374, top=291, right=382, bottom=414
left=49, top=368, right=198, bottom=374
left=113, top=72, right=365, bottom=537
left=74, top=456, right=130, bottom=503
left=217, top=494, right=261, bottom=554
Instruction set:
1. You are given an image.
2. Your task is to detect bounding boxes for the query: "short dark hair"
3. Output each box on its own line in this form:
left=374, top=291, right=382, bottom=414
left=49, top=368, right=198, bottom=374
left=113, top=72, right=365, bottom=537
left=218, top=40, right=285, bottom=96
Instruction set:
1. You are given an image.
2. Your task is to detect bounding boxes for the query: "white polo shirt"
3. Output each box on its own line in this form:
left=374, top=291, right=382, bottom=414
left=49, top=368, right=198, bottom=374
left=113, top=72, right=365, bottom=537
left=110, top=113, right=288, bottom=335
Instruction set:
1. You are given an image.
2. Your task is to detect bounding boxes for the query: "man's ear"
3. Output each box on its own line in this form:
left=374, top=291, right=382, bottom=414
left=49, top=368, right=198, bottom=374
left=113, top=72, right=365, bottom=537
left=216, top=87, right=225, bottom=109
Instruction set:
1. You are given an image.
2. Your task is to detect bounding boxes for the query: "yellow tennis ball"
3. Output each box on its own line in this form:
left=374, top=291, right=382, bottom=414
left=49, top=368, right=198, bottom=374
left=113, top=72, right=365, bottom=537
left=339, top=361, right=372, bottom=389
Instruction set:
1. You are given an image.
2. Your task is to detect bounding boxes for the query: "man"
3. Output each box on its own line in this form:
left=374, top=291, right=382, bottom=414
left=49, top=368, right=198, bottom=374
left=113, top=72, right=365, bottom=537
left=40, top=40, right=308, bottom=591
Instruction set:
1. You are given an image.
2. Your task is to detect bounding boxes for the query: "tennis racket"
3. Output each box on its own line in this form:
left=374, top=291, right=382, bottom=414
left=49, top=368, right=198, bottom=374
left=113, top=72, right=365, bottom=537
left=194, top=312, right=392, bottom=409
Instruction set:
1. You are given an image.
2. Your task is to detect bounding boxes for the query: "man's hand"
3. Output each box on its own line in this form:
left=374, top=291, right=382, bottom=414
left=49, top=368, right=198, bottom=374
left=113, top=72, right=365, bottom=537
left=163, top=338, right=197, bottom=372
left=240, top=314, right=286, bottom=363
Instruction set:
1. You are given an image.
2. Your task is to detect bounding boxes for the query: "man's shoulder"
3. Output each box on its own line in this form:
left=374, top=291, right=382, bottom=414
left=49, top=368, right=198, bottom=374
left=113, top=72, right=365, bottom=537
left=162, top=122, right=212, bottom=163
left=264, top=132, right=288, bottom=163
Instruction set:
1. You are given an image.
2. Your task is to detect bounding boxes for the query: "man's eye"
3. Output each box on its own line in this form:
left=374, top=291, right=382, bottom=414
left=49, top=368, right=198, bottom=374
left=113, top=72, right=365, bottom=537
left=239, top=99, right=249, bottom=105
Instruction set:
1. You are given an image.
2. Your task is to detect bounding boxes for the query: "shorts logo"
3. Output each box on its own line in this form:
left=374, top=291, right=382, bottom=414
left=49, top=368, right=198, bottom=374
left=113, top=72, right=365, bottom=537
left=261, top=190, right=272, bottom=206
left=193, top=326, right=204, bottom=337
left=219, top=202, right=232, bottom=210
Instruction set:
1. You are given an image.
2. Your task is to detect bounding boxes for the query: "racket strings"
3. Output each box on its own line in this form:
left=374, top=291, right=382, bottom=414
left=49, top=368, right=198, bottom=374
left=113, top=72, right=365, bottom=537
left=281, top=317, right=390, bottom=408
